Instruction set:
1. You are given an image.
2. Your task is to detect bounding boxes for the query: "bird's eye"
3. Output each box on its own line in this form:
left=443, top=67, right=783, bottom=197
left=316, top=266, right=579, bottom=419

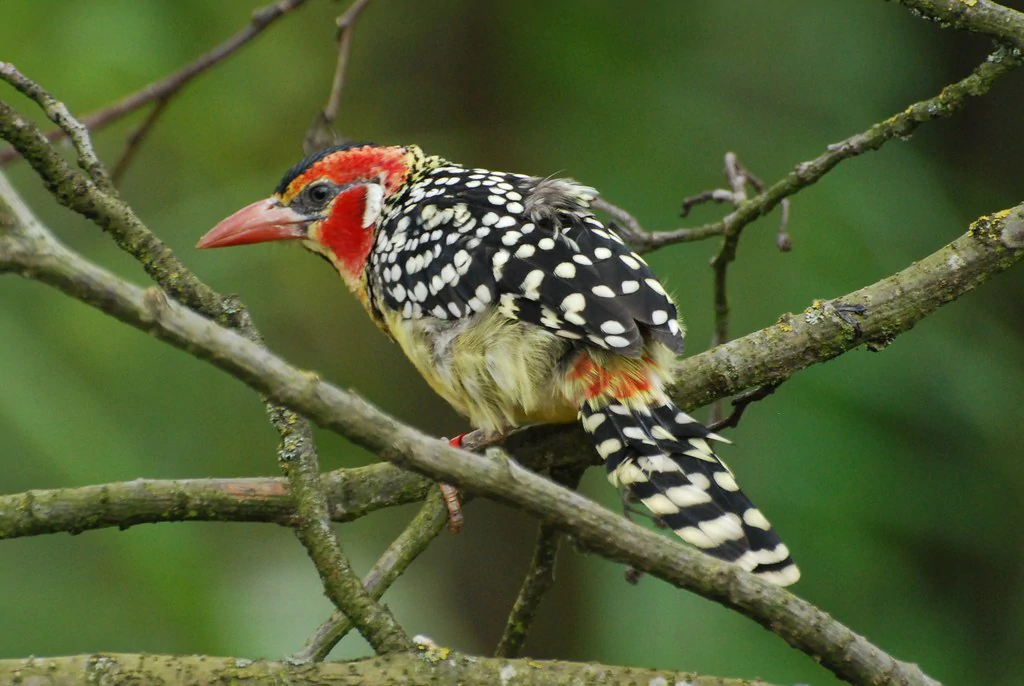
left=306, top=182, right=334, bottom=206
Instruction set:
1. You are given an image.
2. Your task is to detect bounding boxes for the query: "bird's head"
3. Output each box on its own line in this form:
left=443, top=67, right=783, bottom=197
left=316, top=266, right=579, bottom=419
left=197, top=142, right=420, bottom=288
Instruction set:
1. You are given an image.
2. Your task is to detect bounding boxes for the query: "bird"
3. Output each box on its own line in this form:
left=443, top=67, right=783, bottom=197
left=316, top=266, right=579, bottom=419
left=197, top=143, right=799, bottom=585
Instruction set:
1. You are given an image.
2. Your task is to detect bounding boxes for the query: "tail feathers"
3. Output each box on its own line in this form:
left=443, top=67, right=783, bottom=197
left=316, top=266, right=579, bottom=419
left=580, top=400, right=800, bottom=586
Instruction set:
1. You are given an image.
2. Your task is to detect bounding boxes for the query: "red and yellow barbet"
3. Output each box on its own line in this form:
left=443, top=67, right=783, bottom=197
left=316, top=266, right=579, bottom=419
left=199, top=143, right=799, bottom=585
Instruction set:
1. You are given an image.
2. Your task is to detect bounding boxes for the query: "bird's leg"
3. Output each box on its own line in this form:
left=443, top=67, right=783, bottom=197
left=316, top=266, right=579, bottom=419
left=438, top=429, right=511, bottom=533
left=438, top=434, right=468, bottom=534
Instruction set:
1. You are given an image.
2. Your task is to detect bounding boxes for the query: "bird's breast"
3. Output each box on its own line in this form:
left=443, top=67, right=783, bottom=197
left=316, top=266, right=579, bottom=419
left=379, top=308, right=578, bottom=433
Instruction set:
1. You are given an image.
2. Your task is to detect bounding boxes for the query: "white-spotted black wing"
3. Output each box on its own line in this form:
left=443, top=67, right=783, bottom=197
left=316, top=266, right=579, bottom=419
left=369, top=164, right=684, bottom=357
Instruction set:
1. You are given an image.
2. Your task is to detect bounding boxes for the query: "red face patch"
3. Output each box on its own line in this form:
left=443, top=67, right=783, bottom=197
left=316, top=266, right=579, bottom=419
left=318, top=185, right=375, bottom=278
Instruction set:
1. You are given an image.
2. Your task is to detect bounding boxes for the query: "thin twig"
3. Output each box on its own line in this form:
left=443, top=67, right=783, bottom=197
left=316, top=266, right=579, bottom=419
left=0, top=62, right=112, bottom=191
left=305, top=0, right=375, bottom=152
left=0, top=0, right=312, bottom=167
left=592, top=196, right=726, bottom=248
left=291, top=491, right=450, bottom=663
left=707, top=153, right=758, bottom=424
left=602, top=47, right=1020, bottom=256
left=707, top=382, right=783, bottom=433
left=494, top=524, right=561, bottom=658
left=111, top=98, right=170, bottom=185
left=495, top=467, right=584, bottom=658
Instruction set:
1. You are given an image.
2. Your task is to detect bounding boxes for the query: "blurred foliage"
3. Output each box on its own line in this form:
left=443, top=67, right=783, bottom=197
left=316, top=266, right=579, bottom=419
left=2, top=1, right=1023, bottom=684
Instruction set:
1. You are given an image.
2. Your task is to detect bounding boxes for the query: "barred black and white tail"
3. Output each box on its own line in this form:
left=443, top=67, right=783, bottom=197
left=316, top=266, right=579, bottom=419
left=580, top=400, right=800, bottom=586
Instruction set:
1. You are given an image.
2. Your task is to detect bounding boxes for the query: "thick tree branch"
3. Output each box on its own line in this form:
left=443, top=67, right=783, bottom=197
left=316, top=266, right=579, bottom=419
left=0, top=652, right=778, bottom=686
left=895, top=0, right=1024, bottom=50
left=0, top=468, right=431, bottom=540
left=12, top=174, right=1019, bottom=686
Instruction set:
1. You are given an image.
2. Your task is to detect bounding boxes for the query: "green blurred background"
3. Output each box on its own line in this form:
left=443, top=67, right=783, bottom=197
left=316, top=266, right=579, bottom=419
left=2, top=1, right=1023, bottom=683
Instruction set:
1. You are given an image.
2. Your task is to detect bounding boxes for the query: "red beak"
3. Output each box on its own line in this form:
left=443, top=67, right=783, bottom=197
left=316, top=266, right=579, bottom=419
left=196, top=198, right=310, bottom=249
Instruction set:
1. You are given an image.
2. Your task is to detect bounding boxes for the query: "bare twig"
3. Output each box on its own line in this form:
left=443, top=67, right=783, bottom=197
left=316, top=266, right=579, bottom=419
left=495, top=467, right=584, bottom=658
left=601, top=47, right=1019, bottom=256
left=292, top=490, right=450, bottom=663
left=0, top=62, right=112, bottom=191
left=305, top=0, right=375, bottom=152
left=111, top=98, right=169, bottom=184
left=0, top=0, right=312, bottom=167
left=706, top=153, right=769, bottom=423
left=593, top=196, right=726, bottom=248
left=680, top=188, right=736, bottom=216
left=494, top=524, right=562, bottom=658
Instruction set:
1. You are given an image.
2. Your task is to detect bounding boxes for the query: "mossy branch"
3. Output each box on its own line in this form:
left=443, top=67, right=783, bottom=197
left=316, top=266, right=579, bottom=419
left=0, top=652, right=780, bottom=686
left=894, top=0, right=1024, bottom=50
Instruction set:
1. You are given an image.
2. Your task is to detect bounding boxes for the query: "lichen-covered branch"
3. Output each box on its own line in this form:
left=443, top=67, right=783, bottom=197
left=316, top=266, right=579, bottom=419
left=0, top=440, right=597, bottom=542
left=292, top=490, right=450, bottom=663
left=0, top=468, right=428, bottom=540
left=672, top=207, right=1024, bottom=410
left=895, top=0, right=1024, bottom=50
left=0, top=652, right=779, bottom=686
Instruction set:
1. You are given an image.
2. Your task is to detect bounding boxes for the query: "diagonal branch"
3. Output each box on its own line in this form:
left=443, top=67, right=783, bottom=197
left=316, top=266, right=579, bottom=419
left=0, top=85, right=411, bottom=654
left=494, top=524, right=562, bottom=659
left=495, top=465, right=585, bottom=659
left=292, top=490, right=450, bottom=663
left=894, top=0, right=1024, bottom=50
left=600, top=46, right=1019, bottom=255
